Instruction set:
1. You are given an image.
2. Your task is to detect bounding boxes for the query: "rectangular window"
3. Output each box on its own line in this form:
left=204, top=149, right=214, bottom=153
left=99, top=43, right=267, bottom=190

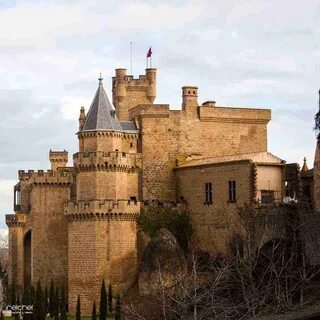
left=261, top=190, right=275, bottom=204
left=14, top=183, right=21, bottom=211
left=228, top=181, right=236, bottom=202
left=205, top=183, right=213, bottom=204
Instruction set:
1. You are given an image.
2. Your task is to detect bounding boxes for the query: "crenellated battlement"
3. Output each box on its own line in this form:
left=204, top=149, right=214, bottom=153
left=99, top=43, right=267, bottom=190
left=6, top=214, right=27, bottom=227
left=73, top=151, right=141, bottom=171
left=113, top=68, right=157, bottom=121
left=18, top=168, right=74, bottom=184
left=64, top=199, right=140, bottom=221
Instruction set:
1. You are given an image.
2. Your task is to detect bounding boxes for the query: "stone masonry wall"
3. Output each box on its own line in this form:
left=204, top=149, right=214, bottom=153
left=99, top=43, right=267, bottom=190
left=131, top=104, right=270, bottom=201
left=68, top=218, right=137, bottom=315
left=31, top=184, right=70, bottom=288
left=175, top=161, right=252, bottom=254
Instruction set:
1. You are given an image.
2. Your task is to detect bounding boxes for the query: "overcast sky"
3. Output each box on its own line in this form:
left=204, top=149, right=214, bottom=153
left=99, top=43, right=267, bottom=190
left=0, top=0, right=319, bottom=229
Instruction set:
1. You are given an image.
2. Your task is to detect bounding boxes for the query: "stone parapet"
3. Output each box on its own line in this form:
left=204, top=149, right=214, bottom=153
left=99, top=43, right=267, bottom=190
left=64, top=199, right=140, bottom=221
left=129, top=104, right=170, bottom=120
left=18, top=168, right=74, bottom=184
left=73, top=151, right=141, bottom=171
left=6, top=214, right=27, bottom=227
left=199, top=106, right=271, bottom=124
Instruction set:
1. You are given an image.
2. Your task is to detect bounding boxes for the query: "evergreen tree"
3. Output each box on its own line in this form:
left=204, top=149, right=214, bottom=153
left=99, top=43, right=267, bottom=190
left=99, top=280, right=107, bottom=320
left=49, top=279, right=54, bottom=317
left=108, top=283, right=113, bottom=313
left=48, top=279, right=54, bottom=318
left=91, top=301, right=96, bottom=320
left=114, top=294, right=121, bottom=320
left=44, top=285, right=48, bottom=316
left=0, top=309, right=4, bottom=320
left=10, top=283, right=16, bottom=305
left=60, top=286, right=67, bottom=320
left=35, top=280, right=45, bottom=320
left=30, top=286, right=35, bottom=307
left=76, top=295, right=81, bottom=320
left=53, top=287, right=59, bottom=320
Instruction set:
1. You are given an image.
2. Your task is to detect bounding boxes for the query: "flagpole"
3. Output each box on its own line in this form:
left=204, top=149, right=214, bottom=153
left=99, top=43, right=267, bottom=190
left=130, top=42, right=133, bottom=74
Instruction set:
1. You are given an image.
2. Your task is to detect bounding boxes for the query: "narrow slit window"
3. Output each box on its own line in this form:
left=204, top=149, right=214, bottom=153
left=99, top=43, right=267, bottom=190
left=228, top=181, right=236, bottom=202
left=205, top=183, right=213, bottom=204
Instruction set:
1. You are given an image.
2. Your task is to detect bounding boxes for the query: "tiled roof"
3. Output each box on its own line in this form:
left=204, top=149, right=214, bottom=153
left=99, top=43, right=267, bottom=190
left=82, top=78, right=122, bottom=132
left=120, top=121, right=138, bottom=132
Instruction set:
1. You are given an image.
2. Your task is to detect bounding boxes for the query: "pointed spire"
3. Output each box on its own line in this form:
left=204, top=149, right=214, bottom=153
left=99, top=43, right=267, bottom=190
left=82, top=77, right=122, bottom=132
left=99, top=73, right=103, bottom=85
left=301, top=157, right=309, bottom=173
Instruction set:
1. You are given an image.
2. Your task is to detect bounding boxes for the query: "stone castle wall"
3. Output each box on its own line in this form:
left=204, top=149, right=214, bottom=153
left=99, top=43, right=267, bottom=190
left=175, top=160, right=253, bottom=254
left=30, top=183, right=70, bottom=288
left=130, top=104, right=270, bottom=201
left=67, top=215, right=138, bottom=314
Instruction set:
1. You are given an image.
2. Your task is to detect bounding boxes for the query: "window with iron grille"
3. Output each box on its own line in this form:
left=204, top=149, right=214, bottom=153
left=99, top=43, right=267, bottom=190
left=261, top=190, right=275, bottom=204
left=228, top=180, right=236, bottom=202
left=205, top=183, right=213, bottom=204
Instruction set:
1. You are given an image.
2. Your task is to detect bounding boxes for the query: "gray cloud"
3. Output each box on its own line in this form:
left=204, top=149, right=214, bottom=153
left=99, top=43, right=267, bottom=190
left=0, top=0, right=319, bottom=227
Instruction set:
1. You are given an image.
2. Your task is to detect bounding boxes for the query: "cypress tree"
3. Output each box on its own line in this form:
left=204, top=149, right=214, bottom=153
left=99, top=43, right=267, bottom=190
left=53, top=286, right=59, bottom=320
left=114, top=294, right=121, bottom=320
left=49, top=279, right=54, bottom=317
left=76, top=295, right=81, bottom=320
left=35, top=280, right=45, bottom=320
left=44, top=285, right=48, bottom=316
left=91, top=301, right=97, bottom=320
left=108, top=283, right=113, bottom=313
left=10, top=283, right=16, bottom=305
left=99, top=280, right=107, bottom=320
left=60, top=286, right=67, bottom=320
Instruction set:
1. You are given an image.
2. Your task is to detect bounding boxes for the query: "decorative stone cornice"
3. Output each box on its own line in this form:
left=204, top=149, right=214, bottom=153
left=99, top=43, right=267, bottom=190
left=73, top=151, right=141, bottom=173
left=6, top=214, right=27, bottom=227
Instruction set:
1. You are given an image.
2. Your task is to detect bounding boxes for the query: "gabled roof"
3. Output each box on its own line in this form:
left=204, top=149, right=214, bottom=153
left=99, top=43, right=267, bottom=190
left=82, top=77, right=122, bottom=132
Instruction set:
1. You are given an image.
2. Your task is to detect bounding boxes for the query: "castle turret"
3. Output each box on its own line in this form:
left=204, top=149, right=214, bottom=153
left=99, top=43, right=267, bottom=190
left=67, top=76, right=141, bottom=314
left=182, top=86, right=198, bottom=117
left=78, top=106, right=86, bottom=131
left=112, top=68, right=157, bottom=121
left=49, top=150, right=68, bottom=171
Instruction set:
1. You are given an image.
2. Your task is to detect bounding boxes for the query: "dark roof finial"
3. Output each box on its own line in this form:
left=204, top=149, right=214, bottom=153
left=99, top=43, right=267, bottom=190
left=301, top=157, right=309, bottom=173
left=98, top=73, right=103, bottom=85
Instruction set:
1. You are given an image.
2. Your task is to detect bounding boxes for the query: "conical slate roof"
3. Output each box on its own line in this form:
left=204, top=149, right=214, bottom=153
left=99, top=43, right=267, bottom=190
left=82, top=77, right=122, bottom=132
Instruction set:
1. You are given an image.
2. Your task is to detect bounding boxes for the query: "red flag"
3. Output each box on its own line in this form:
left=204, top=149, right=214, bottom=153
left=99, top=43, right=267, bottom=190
left=147, top=47, right=152, bottom=58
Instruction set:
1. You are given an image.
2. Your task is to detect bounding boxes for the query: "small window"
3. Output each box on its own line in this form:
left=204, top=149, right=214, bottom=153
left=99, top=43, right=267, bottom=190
left=261, top=190, right=275, bottom=204
left=130, top=143, right=133, bottom=148
left=14, top=183, right=21, bottom=211
left=228, top=181, right=236, bottom=202
left=205, top=183, right=213, bottom=204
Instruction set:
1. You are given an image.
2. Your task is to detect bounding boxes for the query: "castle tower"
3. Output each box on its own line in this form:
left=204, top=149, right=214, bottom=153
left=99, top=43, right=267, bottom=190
left=65, top=76, right=141, bottom=314
left=182, top=86, right=199, bottom=118
left=112, top=68, right=156, bottom=121
left=49, top=150, right=68, bottom=171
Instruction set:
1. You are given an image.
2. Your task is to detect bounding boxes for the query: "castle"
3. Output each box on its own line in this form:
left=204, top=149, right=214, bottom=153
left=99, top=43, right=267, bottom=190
left=6, top=67, right=295, bottom=314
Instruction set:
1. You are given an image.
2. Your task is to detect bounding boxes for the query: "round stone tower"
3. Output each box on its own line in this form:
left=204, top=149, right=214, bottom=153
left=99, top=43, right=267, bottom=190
left=65, top=76, right=141, bottom=314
